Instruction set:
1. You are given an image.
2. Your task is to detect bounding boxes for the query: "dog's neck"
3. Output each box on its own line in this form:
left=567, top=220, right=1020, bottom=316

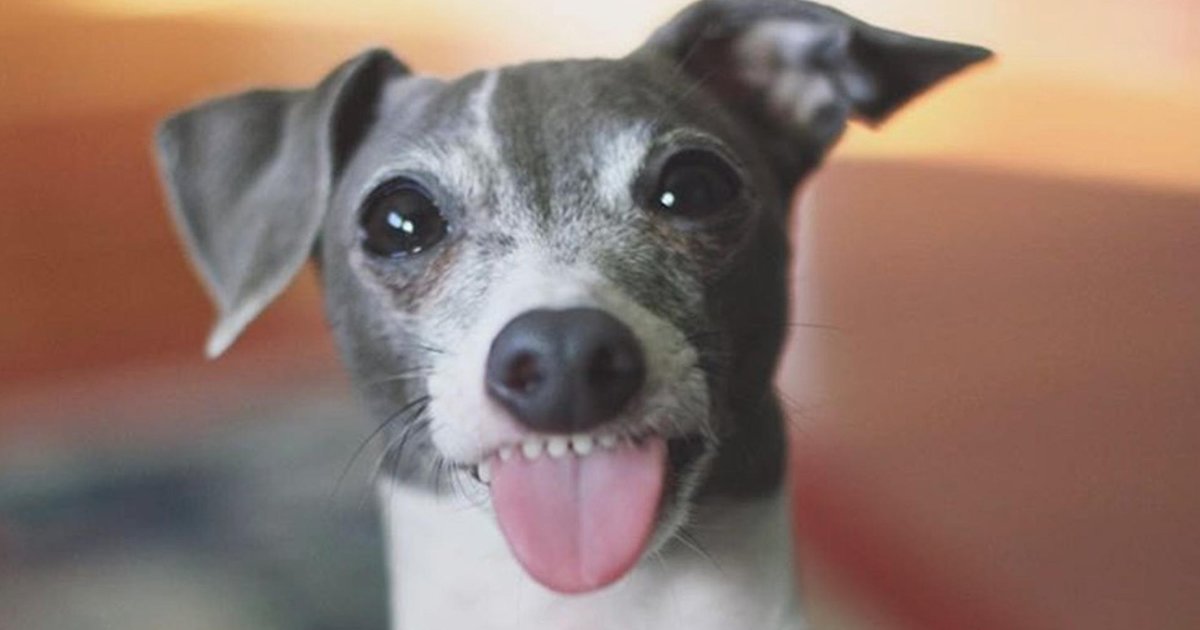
left=380, top=477, right=804, bottom=630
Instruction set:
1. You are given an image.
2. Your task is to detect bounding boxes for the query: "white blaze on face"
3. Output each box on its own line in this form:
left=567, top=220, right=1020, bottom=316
left=594, top=121, right=654, bottom=209
left=414, top=70, right=714, bottom=592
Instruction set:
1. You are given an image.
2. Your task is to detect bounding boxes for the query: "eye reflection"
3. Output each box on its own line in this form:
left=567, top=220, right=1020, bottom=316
left=360, top=180, right=448, bottom=258
left=651, top=150, right=741, bottom=217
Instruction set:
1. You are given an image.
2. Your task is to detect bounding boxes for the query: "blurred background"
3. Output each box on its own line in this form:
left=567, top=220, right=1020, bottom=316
left=1, top=1, right=1197, bottom=629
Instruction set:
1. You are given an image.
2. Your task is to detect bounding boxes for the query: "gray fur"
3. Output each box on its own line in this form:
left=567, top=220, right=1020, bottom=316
left=155, top=50, right=407, bottom=357
left=154, top=0, right=990, bottom=620
left=639, top=0, right=991, bottom=181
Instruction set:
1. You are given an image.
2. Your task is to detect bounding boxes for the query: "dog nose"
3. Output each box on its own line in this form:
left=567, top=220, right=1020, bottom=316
left=485, top=308, right=645, bottom=433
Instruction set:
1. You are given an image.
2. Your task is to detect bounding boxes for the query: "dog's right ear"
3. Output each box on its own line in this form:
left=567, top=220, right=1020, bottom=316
left=636, top=0, right=991, bottom=183
left=154, top=49, right=407, bottom=358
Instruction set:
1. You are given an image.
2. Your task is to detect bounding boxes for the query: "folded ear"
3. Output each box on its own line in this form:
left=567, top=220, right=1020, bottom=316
left=154, top=49, right=407, bottom=358
left=636, top=0, right=992, bottom=180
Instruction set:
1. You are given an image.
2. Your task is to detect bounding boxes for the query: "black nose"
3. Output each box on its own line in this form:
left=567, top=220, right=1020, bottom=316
left=485, top=308, right=645, bottom=433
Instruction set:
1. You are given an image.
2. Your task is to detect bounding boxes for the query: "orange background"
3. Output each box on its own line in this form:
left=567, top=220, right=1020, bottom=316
left=2, top=0, right=1197, bottom=399
left=2, top=2, right=1198, bottom=629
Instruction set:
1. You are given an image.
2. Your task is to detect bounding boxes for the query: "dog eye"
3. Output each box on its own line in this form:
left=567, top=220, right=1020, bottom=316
left=359, top=181, right=448, bottom=258
left=652, top=150, right=741, bottom=216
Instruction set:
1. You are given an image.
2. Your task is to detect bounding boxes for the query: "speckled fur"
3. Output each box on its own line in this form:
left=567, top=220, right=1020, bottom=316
left=154, top=2, right=989, bottom=628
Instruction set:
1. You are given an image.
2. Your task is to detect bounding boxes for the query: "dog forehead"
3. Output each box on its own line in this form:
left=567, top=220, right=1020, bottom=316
left=486, top=59, right=665, bottom=155
left=488, top=62, right=660, bottom=220
left=339, top=59, right=698, bottom=246
left=391, top=59, right=706, bottom=190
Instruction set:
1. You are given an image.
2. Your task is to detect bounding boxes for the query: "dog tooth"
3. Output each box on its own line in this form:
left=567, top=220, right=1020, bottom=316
left=571, top=434, right=593, bottom=456
left=521, top=439, right=544, bottom=460
left=477, top=461, right=493, bottom=484
left=498, top=446, right=514, bottom=462
left=547, top=436, right=569, bottom=458
left=598, top=434, right=618, bottom=450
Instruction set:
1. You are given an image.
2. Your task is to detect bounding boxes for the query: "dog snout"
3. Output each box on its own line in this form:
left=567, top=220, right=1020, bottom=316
left=485, top=307, right=645, bottom=433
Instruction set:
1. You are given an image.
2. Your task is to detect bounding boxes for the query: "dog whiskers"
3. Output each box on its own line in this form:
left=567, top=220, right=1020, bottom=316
left=411, top=342, right=448, bottom=355
left=374, top=414, right=480, bottom=506
left=773, top=386, right=814, bottom=436
left=364, top=412, right=428, bottom=510
left=365, top=367, right=435, bottom=388
left=330, top=396, right=431, bottom=504
left=377, top=404, right=433, bottom=477
left=786, top=321, right=843, bottom=332
left=675, top=528, right=724, bottom=575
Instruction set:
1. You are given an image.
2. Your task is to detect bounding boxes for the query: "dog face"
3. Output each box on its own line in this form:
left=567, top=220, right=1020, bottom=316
left=155, top=0, right=989, bottom=594
left=321, top=62, right=788, bottom=591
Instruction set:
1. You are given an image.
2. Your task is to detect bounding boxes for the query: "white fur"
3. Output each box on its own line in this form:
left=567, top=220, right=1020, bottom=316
left=470, top=70, right=502, bottom=151
left=595, top=122, right=654, bottom=208
left=356, top=69, right=514, bottom=219
left=380, top=477, right=806, bottom=630
left=376, top=56, right=799, bottom=630
left=424, top=252, right=709, bottom=465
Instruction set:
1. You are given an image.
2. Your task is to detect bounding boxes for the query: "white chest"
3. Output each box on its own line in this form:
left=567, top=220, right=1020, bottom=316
left=380, top=479, right=806, bottom=630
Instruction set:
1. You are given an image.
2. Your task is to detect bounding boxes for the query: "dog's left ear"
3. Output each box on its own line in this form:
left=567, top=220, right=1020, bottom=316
left=636, top=0, right=992, bottom=180
left=155, top=49, right=407, bottom=358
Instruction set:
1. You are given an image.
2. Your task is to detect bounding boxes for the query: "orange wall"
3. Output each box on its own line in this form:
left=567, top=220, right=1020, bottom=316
left=5, top=0, right=1197, bottom=189
left=0, top=0, right=1196, bottom=398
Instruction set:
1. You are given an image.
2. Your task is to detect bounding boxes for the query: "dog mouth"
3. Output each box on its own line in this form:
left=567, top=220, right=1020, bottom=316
left=464, top=428, right=706, bottom=594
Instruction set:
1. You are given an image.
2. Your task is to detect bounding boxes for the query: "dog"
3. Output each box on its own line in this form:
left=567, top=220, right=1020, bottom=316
left=153, top=1, right=989, bottom=628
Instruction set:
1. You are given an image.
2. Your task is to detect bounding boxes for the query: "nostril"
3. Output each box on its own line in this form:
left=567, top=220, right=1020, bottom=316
left=504, top=352, right=544, bottom=393
left=587, top=346, right=634, bottom=385
left=588, top=347, right=616, bottom=382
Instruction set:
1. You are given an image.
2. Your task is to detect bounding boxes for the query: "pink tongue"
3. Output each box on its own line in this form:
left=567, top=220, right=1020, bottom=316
left=489, top=437, right=666, bottom=594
